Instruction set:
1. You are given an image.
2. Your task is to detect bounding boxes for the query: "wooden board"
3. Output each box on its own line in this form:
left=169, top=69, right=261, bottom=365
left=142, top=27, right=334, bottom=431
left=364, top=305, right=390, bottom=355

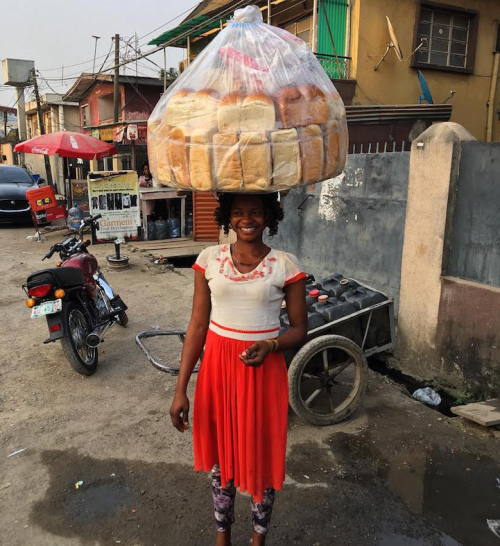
left=149, top=243, right=210, bottom=259
left=451, top=399, right=500, bottom=426
left=128, top=238, right=210, bottom=258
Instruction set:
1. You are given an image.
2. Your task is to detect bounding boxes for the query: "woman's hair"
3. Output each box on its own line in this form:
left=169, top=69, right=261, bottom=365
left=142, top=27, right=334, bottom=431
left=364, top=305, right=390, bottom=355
left=214, top=193, right=284, bottom=236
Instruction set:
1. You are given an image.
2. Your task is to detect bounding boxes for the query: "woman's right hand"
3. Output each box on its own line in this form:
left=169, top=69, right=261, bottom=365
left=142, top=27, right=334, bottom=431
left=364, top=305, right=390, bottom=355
left=169, top=392, right=190, bottom=432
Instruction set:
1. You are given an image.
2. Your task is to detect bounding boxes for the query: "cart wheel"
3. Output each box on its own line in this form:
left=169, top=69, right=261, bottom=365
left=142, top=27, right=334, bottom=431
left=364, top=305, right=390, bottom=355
left=288, top=335, right=367, bottom=426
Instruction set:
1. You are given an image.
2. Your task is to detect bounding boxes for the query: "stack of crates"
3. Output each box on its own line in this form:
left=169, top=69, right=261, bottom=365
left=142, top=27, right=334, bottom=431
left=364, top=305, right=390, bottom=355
left=26, top=186, right=67, bottom=225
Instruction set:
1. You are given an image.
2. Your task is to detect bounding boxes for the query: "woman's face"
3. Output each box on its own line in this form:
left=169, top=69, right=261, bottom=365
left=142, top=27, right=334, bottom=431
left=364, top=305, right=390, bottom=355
left=143, top=165, right=150, bottom=176
left=229, top=195, right=267, bottom=243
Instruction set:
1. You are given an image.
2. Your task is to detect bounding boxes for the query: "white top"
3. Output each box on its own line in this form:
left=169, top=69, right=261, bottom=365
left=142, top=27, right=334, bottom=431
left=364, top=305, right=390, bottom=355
left=193, top=244, right=306, bottom=341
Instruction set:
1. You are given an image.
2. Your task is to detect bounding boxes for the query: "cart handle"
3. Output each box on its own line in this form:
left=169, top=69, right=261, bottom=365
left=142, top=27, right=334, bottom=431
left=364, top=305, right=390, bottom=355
left=135, top=329, right=200, bottom=375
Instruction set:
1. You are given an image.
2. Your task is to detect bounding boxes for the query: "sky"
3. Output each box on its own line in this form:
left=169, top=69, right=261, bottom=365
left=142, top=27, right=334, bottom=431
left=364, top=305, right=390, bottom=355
left=0, top=0, right=200, bottom=114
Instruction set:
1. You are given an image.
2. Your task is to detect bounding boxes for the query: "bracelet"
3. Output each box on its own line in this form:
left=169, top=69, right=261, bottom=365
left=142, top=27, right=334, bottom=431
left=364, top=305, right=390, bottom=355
left=265, top=339, right=279, bottom=352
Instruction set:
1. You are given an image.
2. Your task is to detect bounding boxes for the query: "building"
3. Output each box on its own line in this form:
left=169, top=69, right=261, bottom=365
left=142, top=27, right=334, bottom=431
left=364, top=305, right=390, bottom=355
left=0, top=105, right=17, bottom=165
left=24, top=93, right=80, bottom=189
left=149, top=0, right=500, bottom=142
left=63, top=73, right=169, bottom=173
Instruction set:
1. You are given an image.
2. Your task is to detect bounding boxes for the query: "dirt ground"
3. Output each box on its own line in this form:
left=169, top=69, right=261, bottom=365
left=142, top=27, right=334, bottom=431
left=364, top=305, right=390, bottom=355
left=1, top=225, right=500, bottom=546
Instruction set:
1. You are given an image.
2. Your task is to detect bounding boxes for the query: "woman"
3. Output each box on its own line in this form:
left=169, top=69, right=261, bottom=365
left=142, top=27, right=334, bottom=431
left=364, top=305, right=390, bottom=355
left=170, top=193, right=307, bottom=545
left=138, top=163, right=153, bottom=187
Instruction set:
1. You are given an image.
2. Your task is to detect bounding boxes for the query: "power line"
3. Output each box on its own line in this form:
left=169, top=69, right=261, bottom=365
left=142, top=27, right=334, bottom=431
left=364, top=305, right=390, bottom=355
left=38, top=4, right=197, bottom=73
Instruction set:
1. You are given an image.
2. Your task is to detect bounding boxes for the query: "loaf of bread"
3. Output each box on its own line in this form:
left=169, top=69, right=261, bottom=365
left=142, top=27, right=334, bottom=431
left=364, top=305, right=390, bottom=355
left=213, top=132, right=243, bottom=190
left=190, top=89, right=219, bottom=131
left=148, top=134, right=172, bottom=187
left=167, top=127, right=191, bottom=188
left=275, top=86, right=305, bottom=128
left=271, top=128, right=301, bottom=188
left=189, top=129, right=216, bottom=191
left=324, top=121, right=340, bottom=178
left=165, top=89, right=196, bottom=127
left=299, top=124, right=323, bottom=183
left=240, top=94, right=276, bottom=132
left=239, top=132, right=271, bottom=191
left=218, top=93, right=243, bottom=133
left=298, top=84, right=329, bottom=125
left=326, top=92, right=342, bottom=120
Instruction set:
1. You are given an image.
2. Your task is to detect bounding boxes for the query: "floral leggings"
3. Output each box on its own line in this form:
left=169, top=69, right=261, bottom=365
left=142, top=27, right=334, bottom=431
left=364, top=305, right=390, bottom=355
left=211, top=465, right=276, bottom=535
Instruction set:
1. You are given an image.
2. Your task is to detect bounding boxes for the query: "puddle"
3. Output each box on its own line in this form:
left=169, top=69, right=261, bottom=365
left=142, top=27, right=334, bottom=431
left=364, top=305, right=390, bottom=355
left=31, top=449, right=213, bottom=545
left=32, top=447, right=469, bottom=545
left=329, top=431, right=500, bottom=545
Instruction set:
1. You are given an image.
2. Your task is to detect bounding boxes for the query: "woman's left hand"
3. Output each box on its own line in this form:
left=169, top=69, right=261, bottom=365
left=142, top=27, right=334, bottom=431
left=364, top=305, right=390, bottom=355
left=239, top=341, right=271, bottom=367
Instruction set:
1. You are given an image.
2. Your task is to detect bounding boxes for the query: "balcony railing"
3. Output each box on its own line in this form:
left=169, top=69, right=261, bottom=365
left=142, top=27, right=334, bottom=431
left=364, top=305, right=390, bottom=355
left=315, top=53, right=351, bottom=80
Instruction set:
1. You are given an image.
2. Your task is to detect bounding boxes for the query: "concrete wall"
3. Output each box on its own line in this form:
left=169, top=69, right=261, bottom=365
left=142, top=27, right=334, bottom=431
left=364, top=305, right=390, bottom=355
left=397, top=122, right=499, bottom=395
left=0, top=142, right=14, bottom=164
left=350, top=0, right=500, bottom=141
left=445, top=141, right=500, bottom=287
left=437, top=277, right=500, bottom=397
left=270, top=152, right=409, bottom=302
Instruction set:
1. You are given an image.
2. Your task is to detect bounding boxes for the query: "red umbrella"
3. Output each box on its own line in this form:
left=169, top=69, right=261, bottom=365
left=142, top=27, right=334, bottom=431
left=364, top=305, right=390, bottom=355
left=14, top=131, right=116, bottom=159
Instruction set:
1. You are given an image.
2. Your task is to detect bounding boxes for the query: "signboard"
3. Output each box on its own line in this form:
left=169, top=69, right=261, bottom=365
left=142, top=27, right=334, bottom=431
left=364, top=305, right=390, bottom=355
left=127, top=124, right=138, bottom=140
left=71, top=180, right=89, bottom=213
left=87, top=171, right=140, bottom=240
left=98, top=127, right=115, bottom=141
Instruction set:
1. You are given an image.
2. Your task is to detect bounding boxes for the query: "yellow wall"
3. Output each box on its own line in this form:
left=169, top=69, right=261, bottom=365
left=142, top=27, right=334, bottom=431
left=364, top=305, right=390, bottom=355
left=0, top=143, right=14, bottom=165
left=349, top=0, right=500, bottom=140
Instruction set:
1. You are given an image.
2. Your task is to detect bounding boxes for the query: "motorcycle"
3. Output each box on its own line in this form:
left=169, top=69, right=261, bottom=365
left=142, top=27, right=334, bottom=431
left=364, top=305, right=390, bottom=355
left=23, top=214, right=128, bottom=376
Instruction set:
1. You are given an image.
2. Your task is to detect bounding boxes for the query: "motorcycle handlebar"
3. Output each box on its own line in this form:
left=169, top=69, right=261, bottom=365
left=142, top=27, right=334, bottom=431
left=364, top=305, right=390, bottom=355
left=42, top=247, right=56, bottom=261
left=81, top=213, right=102, bottom=228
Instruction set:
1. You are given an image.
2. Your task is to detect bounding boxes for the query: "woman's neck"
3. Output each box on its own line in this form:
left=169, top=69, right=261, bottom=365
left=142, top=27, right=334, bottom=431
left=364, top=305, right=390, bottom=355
left=233, top=239, right=269, bottom=256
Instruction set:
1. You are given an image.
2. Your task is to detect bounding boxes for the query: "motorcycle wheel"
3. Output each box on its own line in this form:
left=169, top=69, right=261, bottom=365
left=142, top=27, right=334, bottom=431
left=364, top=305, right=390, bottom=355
left=61, top=302, right=98, bottom=376
left=116, top=311, right=128, bottom=328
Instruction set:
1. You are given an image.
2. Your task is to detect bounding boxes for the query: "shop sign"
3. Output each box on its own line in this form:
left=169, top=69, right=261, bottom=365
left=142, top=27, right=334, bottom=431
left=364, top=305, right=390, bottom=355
left=99, top=127, right=115, bottom=141
left=87, top=170, right=140, bottom=240
left=127, top=124, right=138, bottom=140
left=91, top=129, right=100, bottom=139
left=114, top=125, right=126, bottom=143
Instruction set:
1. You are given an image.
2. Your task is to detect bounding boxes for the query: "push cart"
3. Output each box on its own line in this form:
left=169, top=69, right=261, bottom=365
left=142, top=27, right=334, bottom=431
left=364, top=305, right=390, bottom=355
left=136, top=274, right=395, bottom=426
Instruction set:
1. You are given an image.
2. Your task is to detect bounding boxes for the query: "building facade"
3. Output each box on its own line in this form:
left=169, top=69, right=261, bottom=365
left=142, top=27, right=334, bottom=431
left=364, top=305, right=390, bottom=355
left=63, top=73, right=169, bottom=173
left=24, top=93, right=80, bottom=190
left=150, top=0, right=500, bottom=141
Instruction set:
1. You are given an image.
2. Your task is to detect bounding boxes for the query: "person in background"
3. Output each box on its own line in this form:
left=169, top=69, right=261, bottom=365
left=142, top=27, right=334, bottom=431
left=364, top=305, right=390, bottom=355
left=138, top=162, right=154, bottom=219
left=169, top=193, right=307, bottom=545
left=139, top=163, right=153, bottom=188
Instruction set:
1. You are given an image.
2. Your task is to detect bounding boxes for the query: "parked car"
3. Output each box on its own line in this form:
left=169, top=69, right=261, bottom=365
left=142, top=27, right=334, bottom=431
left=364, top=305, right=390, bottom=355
left=0, top=165, right=36, bottom=224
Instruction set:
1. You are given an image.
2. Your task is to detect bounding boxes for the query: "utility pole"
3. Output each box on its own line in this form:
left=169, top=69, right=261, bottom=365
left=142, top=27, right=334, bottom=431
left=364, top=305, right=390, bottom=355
left=92, top=35, right=101, bottom=73
left=114, top=34, right=120, bottom=123
left=31, top=69, right=53, bottom=186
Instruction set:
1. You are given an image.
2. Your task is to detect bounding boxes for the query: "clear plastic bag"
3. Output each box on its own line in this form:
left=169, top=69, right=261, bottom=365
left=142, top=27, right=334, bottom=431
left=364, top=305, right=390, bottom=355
left=148, top=5, right=348, bottom=193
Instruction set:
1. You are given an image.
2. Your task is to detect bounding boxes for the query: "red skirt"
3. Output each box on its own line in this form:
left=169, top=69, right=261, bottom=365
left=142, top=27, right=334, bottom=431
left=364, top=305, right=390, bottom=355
left=193, top=329, right=289, bottom=503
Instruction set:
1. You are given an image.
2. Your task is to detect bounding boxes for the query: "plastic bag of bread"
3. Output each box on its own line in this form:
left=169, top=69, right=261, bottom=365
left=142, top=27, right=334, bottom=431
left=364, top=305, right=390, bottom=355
left=147, top=4, right=348, bottom=192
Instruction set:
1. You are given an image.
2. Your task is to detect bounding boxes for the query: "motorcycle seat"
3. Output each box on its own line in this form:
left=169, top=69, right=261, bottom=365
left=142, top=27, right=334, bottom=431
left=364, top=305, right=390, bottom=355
left=27, top=267, right=85, bottom=289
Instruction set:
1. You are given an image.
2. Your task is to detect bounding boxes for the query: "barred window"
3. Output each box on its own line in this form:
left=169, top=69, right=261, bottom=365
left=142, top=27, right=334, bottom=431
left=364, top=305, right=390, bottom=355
left=413, top=3, right=477, bottom=73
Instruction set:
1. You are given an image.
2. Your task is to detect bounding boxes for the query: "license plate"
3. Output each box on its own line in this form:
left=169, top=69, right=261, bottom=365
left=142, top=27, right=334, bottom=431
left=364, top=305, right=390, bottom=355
left=31, top=299, right=62, bottom=318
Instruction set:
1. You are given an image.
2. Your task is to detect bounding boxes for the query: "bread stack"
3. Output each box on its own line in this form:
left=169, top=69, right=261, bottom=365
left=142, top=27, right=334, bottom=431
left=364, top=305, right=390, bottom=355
left=148, top=84, right=346, bottom=192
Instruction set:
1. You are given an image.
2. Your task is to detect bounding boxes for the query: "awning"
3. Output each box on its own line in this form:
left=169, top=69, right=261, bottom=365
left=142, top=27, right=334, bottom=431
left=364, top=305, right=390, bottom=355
left=148, top=14, right=222, bottom=47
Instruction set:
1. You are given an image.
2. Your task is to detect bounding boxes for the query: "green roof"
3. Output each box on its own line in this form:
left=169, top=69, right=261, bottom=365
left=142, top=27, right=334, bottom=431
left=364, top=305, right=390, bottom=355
left=148, top=14, right=222, bottom=47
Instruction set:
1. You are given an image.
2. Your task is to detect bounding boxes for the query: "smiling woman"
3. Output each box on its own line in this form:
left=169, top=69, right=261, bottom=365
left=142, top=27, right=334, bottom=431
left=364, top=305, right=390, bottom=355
left=169, top=193, right=307, bottom=546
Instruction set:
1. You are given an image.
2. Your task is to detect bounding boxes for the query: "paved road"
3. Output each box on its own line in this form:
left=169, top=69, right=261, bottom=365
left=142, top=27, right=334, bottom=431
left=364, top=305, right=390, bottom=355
left=1, top=226, right=499, bottom=545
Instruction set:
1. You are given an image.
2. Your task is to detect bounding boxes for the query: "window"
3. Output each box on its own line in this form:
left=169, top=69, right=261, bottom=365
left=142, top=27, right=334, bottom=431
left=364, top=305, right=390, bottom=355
left=81, top=104, right=89, bottom=127
left=98, top=94, right=114, bottom=122
left=413, top=3, right=478, bottom=73
left=284, top=16, right=313, bottom=47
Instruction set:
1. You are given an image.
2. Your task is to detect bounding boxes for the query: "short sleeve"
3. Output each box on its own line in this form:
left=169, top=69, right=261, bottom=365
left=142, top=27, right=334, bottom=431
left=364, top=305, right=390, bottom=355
left=192, top=246, right=212, bottom=274
left=283, top=252, right=307, bottom=286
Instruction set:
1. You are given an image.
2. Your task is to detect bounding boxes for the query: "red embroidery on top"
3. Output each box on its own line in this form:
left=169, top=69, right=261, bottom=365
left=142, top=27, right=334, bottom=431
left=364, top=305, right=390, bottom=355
left=216, top=247, right=275, bottom=282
